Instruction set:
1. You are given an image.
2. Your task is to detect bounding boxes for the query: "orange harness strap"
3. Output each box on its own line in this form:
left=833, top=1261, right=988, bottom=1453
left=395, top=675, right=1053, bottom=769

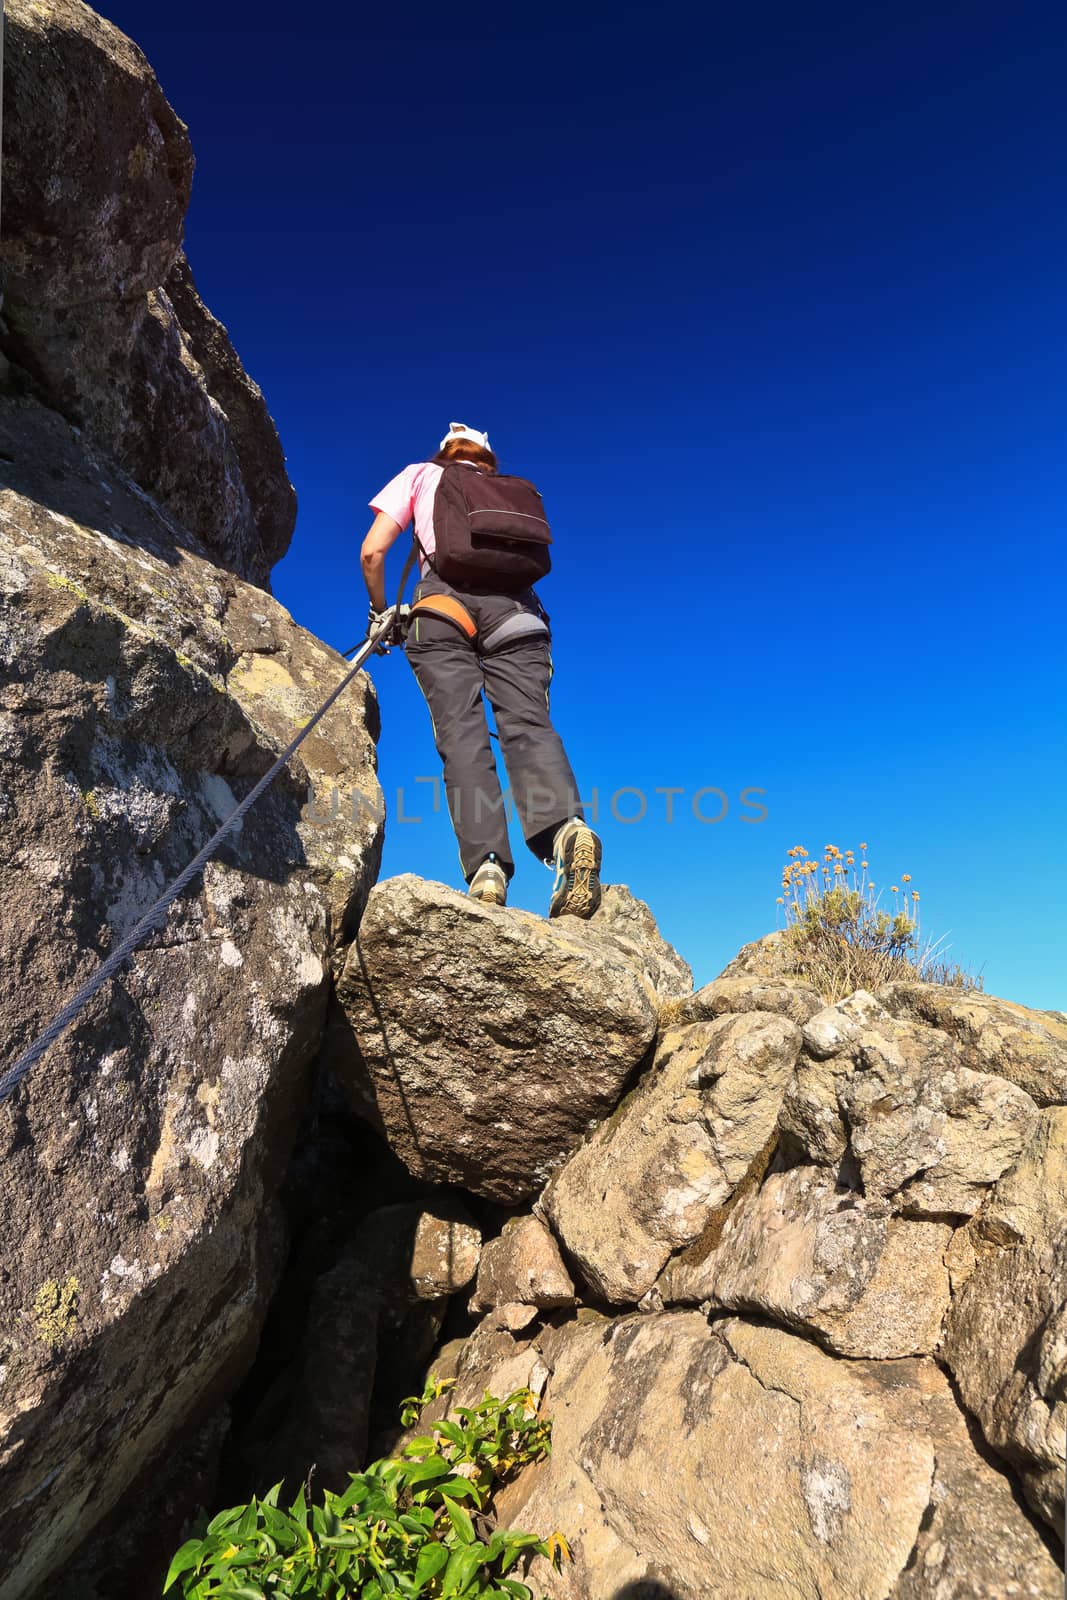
left=410, top=594, right=478, bottom=639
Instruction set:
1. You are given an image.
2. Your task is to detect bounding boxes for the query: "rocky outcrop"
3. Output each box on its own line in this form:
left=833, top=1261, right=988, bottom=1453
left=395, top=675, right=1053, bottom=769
left=541, top=1011, right=800, bottom=1304
left=327, top=876, right=678, bottom=1202
left=0, top=0, right=295, bottom=583
left=662, top=1164, right=954, bottom=1357
left=0, top=395, right=382, bottom=1596
left=485, top=1313, right=1063, bottom=1600
left=401, top=968, right=1066, bottom=1596
left=0, top=7, right=379, bottom=1577
left=940, top=1107, right=1067, bottom=1531
left=882, top=982, right=1067, bottom=1105
left=1, top=19, right=1062, bottom=1597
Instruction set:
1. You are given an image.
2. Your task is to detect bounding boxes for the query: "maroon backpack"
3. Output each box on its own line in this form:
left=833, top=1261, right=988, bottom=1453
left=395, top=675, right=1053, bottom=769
left=420, top=463, right=553, bottom=592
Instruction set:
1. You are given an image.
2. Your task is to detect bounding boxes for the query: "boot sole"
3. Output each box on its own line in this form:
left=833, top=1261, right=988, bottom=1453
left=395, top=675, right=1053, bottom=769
left=468, top=881, right=507, bottom=907
left=551, top=829, right=602, bottom=919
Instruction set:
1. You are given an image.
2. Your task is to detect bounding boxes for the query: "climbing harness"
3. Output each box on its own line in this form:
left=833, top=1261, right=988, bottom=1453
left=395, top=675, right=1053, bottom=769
left=0, top=610, right=400, bottom=1104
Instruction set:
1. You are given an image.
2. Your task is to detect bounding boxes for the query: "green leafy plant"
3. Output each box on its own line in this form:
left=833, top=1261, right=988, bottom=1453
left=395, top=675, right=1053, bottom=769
left=163, top=1380, right=569, bottom=1599
left=776, top=842, right=981, bottom=1001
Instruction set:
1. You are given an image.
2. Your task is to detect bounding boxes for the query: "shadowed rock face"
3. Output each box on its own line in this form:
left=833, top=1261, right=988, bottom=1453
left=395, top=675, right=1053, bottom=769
left=0, top=0, right=296, bottom=584
left=0, top=391, right=381, bottom=1599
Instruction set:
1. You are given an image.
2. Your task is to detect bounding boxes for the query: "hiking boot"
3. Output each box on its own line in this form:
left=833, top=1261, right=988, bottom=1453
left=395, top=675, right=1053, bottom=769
left=548, top=819, right=602, bottom=919
left=468, top=855, right=507, bottom=906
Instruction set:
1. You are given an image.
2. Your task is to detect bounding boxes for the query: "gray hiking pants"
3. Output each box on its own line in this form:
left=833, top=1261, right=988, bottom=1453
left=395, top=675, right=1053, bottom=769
left=404, top=572, right=585, bottom=881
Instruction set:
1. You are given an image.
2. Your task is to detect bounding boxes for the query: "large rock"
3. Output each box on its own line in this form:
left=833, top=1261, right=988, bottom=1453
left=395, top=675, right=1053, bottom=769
left=470, top=1215, right=575, bottom=1314
left=327, top=876, right=662, bottom=1203
left=588, top=884, right=692, bottom=1001
left=0, top=400, right=381, bottom=1597
left=882, top=983, right=1067, bottom=1106
left=943, top=1225, right=1067, bottom=1536
left=940, top=1109, right=1067, bottom=1534
left=780, top=995, right=1039, bottom=1216
left=671, top=972, right=823, bottom=1028
left=493, top=1313, right=1061, bottom=1599
left=540, top=1012, right=801, bottom=1304
left=660, top=1165, right=954, bottom=1358
left=0, top=0, right=295, bottom=582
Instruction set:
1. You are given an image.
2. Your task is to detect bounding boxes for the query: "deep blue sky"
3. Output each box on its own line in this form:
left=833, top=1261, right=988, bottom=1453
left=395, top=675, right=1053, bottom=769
left=101, top=1, right=1065, bottom=1005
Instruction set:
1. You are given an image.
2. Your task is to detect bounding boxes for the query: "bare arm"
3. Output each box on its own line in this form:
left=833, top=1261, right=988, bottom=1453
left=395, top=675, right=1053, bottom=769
left=360, top=511, right=404, bottom=611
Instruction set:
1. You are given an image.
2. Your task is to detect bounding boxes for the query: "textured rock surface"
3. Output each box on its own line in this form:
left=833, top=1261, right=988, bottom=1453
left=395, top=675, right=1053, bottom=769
left=328, top=875, right=662, bottom=1202
left=837, top=1020, right=1038, bottom=1217
left=0, top=407, right=380, bottom=1592
left=492, top=1313, right=1062, bottom=1600
left=781, top=994, right=1039, bottom=1215
left=943, top=1224, right=1067, bottom=1535
left=939, top=1109, right=1067, bottom=1534
left=661, top=1165, right=953, bottom=1357
left=882, top=982, right=1067, bottom=1106
left=671, top=972, right=823, bottom=1027
left=587, top=884, right=693, bottom=1000
left=541, top=1012, right=800, bottom=1303
left=0, top=0, right=295, bottom=582
left=470, top=1215, right=575, bottom=1313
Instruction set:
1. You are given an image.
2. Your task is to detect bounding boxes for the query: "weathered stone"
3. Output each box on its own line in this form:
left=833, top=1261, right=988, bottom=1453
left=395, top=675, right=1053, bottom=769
left=971, top=1106, right=1067, bottom=1252
left=942, top=1116, right=1067, bottom=1537
left=670, top=973, right=824, bottom=1027
left=409, top=1207, right=482, bottom=1299
left=839, top=1020, right=1039, bottom=1216
left=777, top=1005, right=1040, bottom=1216
left=715, top=929, right=806, bottom=983
left=328, top=875, right=660, bottom=1203
left=662, top=1165, right=953, bottom=1357
left=778, top=1049, right=852, bottom=1167
left=541, top=1013, right=801, bottom=1304
left=470, top=1215, right=574, bottom=1313
left=586, top=884, right=693, bottom=1000
left=802, top=988, right=891, bottom=1059
left=0, top=413, right=380, bottom=1594
left=495, top=1313, right=1062, bottom=1599
left=883, top=983, right=1067, bottom=1107
left=0, top=0, right=294, bottom=582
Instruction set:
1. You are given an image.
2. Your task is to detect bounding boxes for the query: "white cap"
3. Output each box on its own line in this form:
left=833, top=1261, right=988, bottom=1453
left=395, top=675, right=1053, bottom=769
left=439, top=420, right=491, bottom=451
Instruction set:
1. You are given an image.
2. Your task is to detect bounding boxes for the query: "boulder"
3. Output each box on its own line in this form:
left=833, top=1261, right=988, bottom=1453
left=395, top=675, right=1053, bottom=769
left=493, top=1313, right=1062, bottom=1600
left=882, top=983, right=1067, bottom=1106
left=839, top=1022, right=1038, bottom=1217
left=940, top=1110, right=1067, bottom=1534
left=670, top=973, right=823, bottom=1028
left=0, top=401, right=381, bottom=1596
left=943, top=1225, right=1066, bottom=1536
left=779, top=999, right=1039, bottom=1216
left=660, top=1165, right=953, bottom=1358
left=588, top=884, right=693, bottom=1000
left=470, top=1215, right=575, bottom=1314
left=540, top=1012, right=801, bottom=1304
left=327, top=875, right=661, bottom=1202
left=0, top=0, right=294, bottom=582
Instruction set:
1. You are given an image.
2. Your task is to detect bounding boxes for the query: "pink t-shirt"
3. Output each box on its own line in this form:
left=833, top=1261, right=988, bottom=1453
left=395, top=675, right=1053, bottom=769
left=369, top=459, right=483, bottom=569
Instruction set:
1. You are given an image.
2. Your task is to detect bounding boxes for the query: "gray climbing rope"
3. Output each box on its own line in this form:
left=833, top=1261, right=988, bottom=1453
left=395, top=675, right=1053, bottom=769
left=0, top=612, right=397, bottom=1104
